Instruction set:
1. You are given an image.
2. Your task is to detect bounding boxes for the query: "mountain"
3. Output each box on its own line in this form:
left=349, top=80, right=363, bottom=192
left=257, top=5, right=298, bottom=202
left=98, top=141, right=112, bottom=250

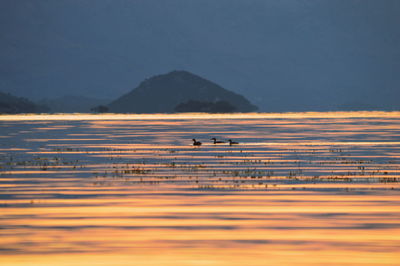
left=109, top=71, right=257, bottom=113
left=0, top=91, right=48, bottom=114
left=175, top=100, right=237, bottom=113
left=38, top=95, right=109, bottom=113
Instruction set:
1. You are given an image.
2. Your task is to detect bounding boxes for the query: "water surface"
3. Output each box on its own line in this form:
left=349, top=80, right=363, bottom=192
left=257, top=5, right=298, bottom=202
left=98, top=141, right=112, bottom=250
left=1, top=112, right=399, bottom=265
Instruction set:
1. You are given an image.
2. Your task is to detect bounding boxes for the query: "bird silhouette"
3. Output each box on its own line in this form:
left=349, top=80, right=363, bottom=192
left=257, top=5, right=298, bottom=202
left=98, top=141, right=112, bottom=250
left=211, top=138, right=225, bottom=144
left=192, top=139, right=202, bottom=146
left=228, top=139, right=239, bottom=145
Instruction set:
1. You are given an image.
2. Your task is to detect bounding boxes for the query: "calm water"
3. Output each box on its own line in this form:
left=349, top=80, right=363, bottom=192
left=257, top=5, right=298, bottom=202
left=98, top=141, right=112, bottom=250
left=1, top=112, right=400, bottom=265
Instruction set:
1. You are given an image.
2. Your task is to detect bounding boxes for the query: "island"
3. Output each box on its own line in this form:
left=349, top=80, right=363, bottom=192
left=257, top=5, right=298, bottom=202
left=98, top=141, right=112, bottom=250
left=108, top=70, right=257, bottom=113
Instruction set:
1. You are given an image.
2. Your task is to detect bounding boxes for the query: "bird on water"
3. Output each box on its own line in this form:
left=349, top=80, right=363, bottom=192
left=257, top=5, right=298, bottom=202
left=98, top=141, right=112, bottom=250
left=192, top=139, right=202, bottom=146
left=228, top=139, right=239, bottom=145
left=211, top=138, right=225, bottom=144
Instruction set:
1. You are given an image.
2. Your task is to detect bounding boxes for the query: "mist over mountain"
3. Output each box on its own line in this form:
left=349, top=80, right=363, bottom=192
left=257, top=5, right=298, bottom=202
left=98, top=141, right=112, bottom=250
left=1, top=0, right=399, bottom=111
left=109, top=71, right=257, bottom=113
left=38, top=95, right=109, bottom=113
left=0, top=91, right=48, bottom=113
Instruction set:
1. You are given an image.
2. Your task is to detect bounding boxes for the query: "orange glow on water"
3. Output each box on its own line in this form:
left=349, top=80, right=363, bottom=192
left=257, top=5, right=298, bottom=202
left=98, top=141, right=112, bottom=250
left=0, top=111, right=399, bottom=121
left=0, top=112, right=400, bottom=265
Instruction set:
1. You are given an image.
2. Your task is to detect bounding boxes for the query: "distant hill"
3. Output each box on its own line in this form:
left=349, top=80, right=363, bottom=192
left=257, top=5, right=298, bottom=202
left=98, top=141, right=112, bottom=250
left=38, top=95, right=109, bottom=113
left=175, top=100, right=237, bottom=113
left=0, top=92, right=49, bottom=114
left=109, top=71, right=257, bottom=113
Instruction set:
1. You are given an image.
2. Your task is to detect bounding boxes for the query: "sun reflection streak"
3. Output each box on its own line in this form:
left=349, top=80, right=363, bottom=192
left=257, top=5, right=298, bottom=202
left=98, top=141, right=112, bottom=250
left=0, top=111, right=400, bottom=121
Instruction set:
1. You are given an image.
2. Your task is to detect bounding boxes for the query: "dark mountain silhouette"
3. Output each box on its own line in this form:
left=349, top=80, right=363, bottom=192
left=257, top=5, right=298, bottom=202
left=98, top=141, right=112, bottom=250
left=91, top=105, right=109, bottom=113
left=38, top=95, right=109, bottom=113
left=109, top=71, right=257, bottom=113
left=0, top=91, right=48, bottom=114
left=175, top=100, right=236, bottom=113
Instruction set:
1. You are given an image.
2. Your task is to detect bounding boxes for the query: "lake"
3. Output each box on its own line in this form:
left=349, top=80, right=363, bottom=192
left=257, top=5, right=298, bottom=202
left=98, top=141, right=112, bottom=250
left=0, top=112, right=399, bottom=265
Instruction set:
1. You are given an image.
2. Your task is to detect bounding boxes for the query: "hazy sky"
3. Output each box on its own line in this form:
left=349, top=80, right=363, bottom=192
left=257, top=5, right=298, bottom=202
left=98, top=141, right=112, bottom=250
left=1, top=0, right=399, bottom=111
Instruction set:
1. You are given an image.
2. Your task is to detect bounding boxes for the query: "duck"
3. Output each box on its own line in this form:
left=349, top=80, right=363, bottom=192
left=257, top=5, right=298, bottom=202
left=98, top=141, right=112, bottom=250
left=192, top=139, right=202, bottom=146
left=228, top=139, right=239, bottom=145
left=211, top=138, right=225, bottom=144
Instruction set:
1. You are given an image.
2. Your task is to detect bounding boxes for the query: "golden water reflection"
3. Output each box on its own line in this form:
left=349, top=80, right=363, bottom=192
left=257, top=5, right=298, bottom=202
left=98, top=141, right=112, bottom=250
left=0, top=112, right=400, bottom=265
